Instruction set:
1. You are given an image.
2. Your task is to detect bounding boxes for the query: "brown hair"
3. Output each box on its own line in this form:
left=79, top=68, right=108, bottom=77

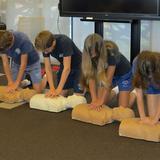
left=133, top=50, right=160, bottom=89
left=104, top=40, right=119, bottom=52
left=35, top=30, right=55, bottom=51
left=0, top=30, right=13, bottom=52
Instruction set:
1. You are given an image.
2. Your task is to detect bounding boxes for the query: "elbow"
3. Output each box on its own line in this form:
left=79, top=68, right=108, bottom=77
left=21, top=64, right=27, bottom=70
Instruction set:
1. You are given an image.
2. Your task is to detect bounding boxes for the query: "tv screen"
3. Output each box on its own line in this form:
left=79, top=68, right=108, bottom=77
left=59, top=0, right=160, bottom=20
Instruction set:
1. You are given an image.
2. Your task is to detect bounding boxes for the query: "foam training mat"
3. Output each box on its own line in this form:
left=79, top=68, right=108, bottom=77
left=0, top=101, right=27, bottom=109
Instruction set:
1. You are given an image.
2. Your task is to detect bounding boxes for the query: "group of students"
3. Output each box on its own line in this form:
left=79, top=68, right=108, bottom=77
left=0, top=30, right=160, bottom=126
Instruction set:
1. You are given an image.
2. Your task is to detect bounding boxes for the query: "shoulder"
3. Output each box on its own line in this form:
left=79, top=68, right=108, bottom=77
left=119, top=53, right=128, bottom=60
left=108, top=49, right=120, bottom=61
left=13, top=31, right=27, bottom=37
left=132, top=56, right=138, bottom=66
left=13, top=31, right=30, bottom=41
left=56, top=34, right=72, bottom=43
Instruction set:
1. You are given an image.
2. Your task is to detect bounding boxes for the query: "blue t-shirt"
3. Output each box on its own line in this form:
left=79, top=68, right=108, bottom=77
left=43, top=34, right=82, bottom=70
left=5, top=31, right=39, bottom=66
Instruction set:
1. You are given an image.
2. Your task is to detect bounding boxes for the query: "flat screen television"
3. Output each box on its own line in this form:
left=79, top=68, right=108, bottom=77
left=59, top=0, right=160, bottom=20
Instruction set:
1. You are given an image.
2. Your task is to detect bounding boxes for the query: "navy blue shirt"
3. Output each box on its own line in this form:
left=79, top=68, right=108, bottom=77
left=3, top=31, right=39, bottom=66
left=43, top=34, right=82, bottom=70
left=108, top=50, right=131, bottom=76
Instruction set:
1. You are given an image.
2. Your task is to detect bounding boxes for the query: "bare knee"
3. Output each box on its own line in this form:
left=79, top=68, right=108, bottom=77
left=119, top=91, right=130, bottom=107
left=33, top=83, right=43, bottom=93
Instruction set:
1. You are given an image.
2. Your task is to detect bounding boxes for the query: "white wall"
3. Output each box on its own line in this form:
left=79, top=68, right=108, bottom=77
left=0, top=0, right=70, bottom=64
left=40, top=0, right=70, bottom=36
left=5, top=0, right=42, bottom=30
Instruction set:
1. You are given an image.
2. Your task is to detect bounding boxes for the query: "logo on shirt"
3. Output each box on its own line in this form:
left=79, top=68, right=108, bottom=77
left=15, top=48, right=21, bottom=55
left=122, top=80, right=129, bottom=87
left=110, top=52, right=115, bottom=56
left=59, top=53, right=64, bottom=57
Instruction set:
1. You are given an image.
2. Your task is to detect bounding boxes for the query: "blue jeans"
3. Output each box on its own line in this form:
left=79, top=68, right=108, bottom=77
left=11, top=61, right=42, bottom=84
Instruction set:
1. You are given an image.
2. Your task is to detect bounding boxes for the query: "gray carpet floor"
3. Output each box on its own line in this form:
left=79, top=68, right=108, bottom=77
left=0, top=59, right=160, bottom=160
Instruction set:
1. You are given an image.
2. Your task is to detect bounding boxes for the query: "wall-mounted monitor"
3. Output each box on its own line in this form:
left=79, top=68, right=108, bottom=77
left=59, top=0, right=160, bottom=20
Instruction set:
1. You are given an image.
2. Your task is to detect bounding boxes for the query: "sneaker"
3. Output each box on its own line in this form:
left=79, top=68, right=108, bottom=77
left=20, top=79, right=31, bottom=88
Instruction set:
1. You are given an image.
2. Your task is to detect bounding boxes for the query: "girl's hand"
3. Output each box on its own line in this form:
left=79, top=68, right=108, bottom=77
left=148, top=118, right=158, bottom=125
left=45, top=88, right=62, bottom=98
left=6, top=82, right=19, bottom=93
left=140, top=117, right=150, bottom=124
left=140, top=117, right=158, bottom=125
left=89, top=100, right=103, bottom=111
left=55, top=88, right=62, bottom=96
left=45, top=88, right=58, bottom=98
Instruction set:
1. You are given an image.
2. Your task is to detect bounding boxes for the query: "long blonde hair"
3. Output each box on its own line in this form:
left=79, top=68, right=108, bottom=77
left=81, top=33, right=108, bottom=88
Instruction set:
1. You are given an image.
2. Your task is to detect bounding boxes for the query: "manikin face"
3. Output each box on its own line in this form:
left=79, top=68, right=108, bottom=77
left=43, top=40, right=56, bottom=55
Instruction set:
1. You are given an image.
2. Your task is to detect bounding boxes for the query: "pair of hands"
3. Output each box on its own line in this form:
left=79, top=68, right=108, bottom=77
left=6, top=82, right=19, bottom=93
left=140, top=117, right=159, bottom=125
left=89, top=99, right=103, bottom=111
left=45, top=88, right=62, bottom=98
